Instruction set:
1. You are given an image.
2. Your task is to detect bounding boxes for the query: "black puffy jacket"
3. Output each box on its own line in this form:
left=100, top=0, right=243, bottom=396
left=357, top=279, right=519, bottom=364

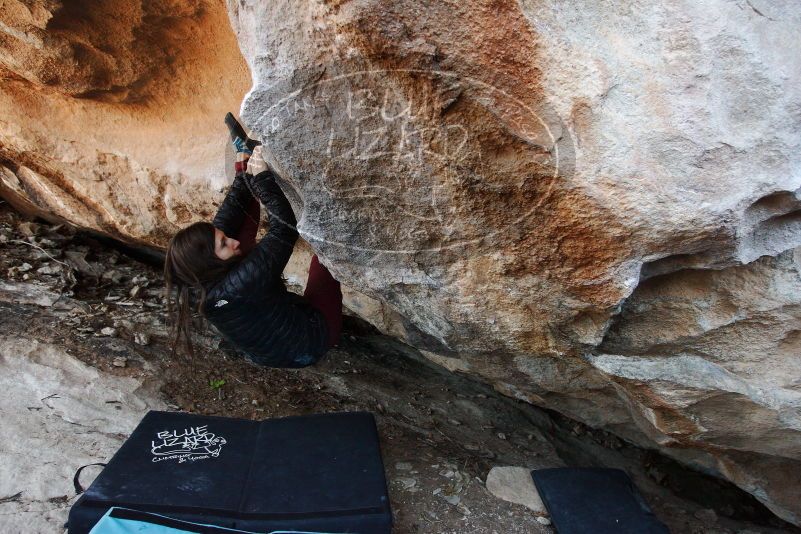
left=203, top=170, right=328, bottom=368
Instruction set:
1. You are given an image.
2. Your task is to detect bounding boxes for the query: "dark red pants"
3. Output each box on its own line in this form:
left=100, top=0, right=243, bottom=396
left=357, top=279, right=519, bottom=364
left=236, top=197, right=342, bottom=348
left=304, top=254, right=343, bottom=348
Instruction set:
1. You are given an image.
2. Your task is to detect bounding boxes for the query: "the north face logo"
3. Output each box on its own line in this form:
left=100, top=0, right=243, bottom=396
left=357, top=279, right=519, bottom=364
left=214, top=299, right=228, bottom=308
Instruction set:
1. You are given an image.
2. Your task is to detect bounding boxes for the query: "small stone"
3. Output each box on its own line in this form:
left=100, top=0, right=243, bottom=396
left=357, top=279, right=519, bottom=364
left=536, top=516, right=551, bottom=526
left=497, top=432, right=507, bottom=440
left=101, top=269, right=124, bottom=284
left=251, top=399, right=259, bottom=406
left=647, top=466, right=666, bottom=485
left=441, top=494, right=460, bottom=506
left=448, top=418, right=462, bottom=426
left=99, top=327, right=117, bottom=337
left=17, top=221, right=40, bottom=237
left=133, top=331, right=150, bottom=346
left=395, top=462, right=413, bottom=471
left=694, top=508, right=717, bottom=525
left=18, top=262, right=32, bottom=273
left=395, top=477, right=417, bottom=491
left=720, top=504, right=735, bottom=517
left=36, top=263, right=61, bottom=275
left=112, top=356, right=127, bottom=368
left=64, top=251, right=98, bottom=277
left=485, top=466, right=546, bottom=514
left=31, top=249, right=50, bottom=260
left=114, top=319, right=134, bottom=330
left=129, top=285, right=142, bottom=298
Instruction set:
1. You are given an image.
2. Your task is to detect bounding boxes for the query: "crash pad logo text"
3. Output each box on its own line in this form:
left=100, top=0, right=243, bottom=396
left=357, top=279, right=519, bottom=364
left=150, top=425, right=227, bottom=463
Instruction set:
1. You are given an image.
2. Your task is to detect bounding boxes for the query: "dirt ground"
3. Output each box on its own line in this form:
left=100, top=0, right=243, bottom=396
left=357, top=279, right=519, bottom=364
left=0, top=202, right=797, bottom=534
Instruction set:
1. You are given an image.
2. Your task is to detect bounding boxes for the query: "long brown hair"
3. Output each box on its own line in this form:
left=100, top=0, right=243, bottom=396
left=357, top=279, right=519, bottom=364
left=164, top=222, right=241, bottom=359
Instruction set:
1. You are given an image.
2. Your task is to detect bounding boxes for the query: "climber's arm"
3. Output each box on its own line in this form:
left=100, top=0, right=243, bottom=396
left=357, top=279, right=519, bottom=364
left=216, top=170, right=299, bottom=296
left=212, top=174, right=255, bottom=239
left=246, top=170, right=298, bottom=243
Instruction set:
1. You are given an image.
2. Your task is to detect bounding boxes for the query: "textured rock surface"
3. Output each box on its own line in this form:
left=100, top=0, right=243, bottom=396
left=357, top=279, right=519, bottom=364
left=1, top=0, right=800, bottom=523
left=0, top=336, right=165, bottom=532
left=485, top=466, right=546, bottom=514
left=230, top=0, right=801, bottom=523
left=0, top=0, right=250, bottom=243
left=593, top=249, right=801, bottom=517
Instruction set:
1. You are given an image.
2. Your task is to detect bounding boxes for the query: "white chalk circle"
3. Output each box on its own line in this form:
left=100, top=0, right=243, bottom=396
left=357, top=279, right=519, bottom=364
left=246, top=67, right=572, bottom=255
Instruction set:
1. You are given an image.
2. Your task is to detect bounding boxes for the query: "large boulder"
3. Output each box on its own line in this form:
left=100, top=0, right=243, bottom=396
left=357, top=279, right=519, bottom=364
left=230, top=0, right=801, bottom=523
left=0, top=0, right=250, bottom=243
left=1, top=0, right=799, bottom=523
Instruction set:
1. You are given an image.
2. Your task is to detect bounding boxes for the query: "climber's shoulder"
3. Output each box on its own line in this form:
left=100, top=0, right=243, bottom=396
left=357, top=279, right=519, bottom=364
left=202, top=272, right=286, bottom=315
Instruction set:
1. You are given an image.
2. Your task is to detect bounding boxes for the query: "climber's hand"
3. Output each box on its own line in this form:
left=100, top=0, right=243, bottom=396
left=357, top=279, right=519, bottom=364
left=246, top=145, right=268, bottom=176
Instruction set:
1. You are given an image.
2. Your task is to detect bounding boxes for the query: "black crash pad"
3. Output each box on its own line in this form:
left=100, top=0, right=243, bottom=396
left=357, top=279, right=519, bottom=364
left=68, top=411, right=392, bottom=534
left=531, top=468, right=669, bottom=534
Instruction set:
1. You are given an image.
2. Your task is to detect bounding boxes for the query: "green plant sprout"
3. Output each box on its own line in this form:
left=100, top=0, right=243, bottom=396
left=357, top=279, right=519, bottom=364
left=209, top=379, right=226, bottom=390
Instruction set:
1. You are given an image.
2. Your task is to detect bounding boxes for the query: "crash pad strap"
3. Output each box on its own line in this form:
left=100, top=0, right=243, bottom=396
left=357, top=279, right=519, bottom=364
left=74, top=463, right=107, bottom=495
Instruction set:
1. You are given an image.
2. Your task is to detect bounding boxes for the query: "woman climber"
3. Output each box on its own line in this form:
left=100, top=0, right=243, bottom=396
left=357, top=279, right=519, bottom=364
left=164, top=113, right=342, bottom=367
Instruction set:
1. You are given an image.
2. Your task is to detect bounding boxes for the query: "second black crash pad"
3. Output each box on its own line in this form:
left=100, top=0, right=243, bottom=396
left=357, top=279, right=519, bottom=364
left=531, top=468, right=669, bottom=534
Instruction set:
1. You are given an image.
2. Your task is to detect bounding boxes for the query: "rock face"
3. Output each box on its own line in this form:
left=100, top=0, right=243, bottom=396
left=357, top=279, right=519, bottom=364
left=0, top=336, right=165, bottom=532
left=0, top=0, right=250, bottom=244
left=1, top=0, right=800, bottom=523
left=231, top=0, right=801, bottom=523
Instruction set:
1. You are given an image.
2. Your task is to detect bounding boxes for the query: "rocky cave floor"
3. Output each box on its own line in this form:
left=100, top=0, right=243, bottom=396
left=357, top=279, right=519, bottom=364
left=0, top=201, right=797, bottom=534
